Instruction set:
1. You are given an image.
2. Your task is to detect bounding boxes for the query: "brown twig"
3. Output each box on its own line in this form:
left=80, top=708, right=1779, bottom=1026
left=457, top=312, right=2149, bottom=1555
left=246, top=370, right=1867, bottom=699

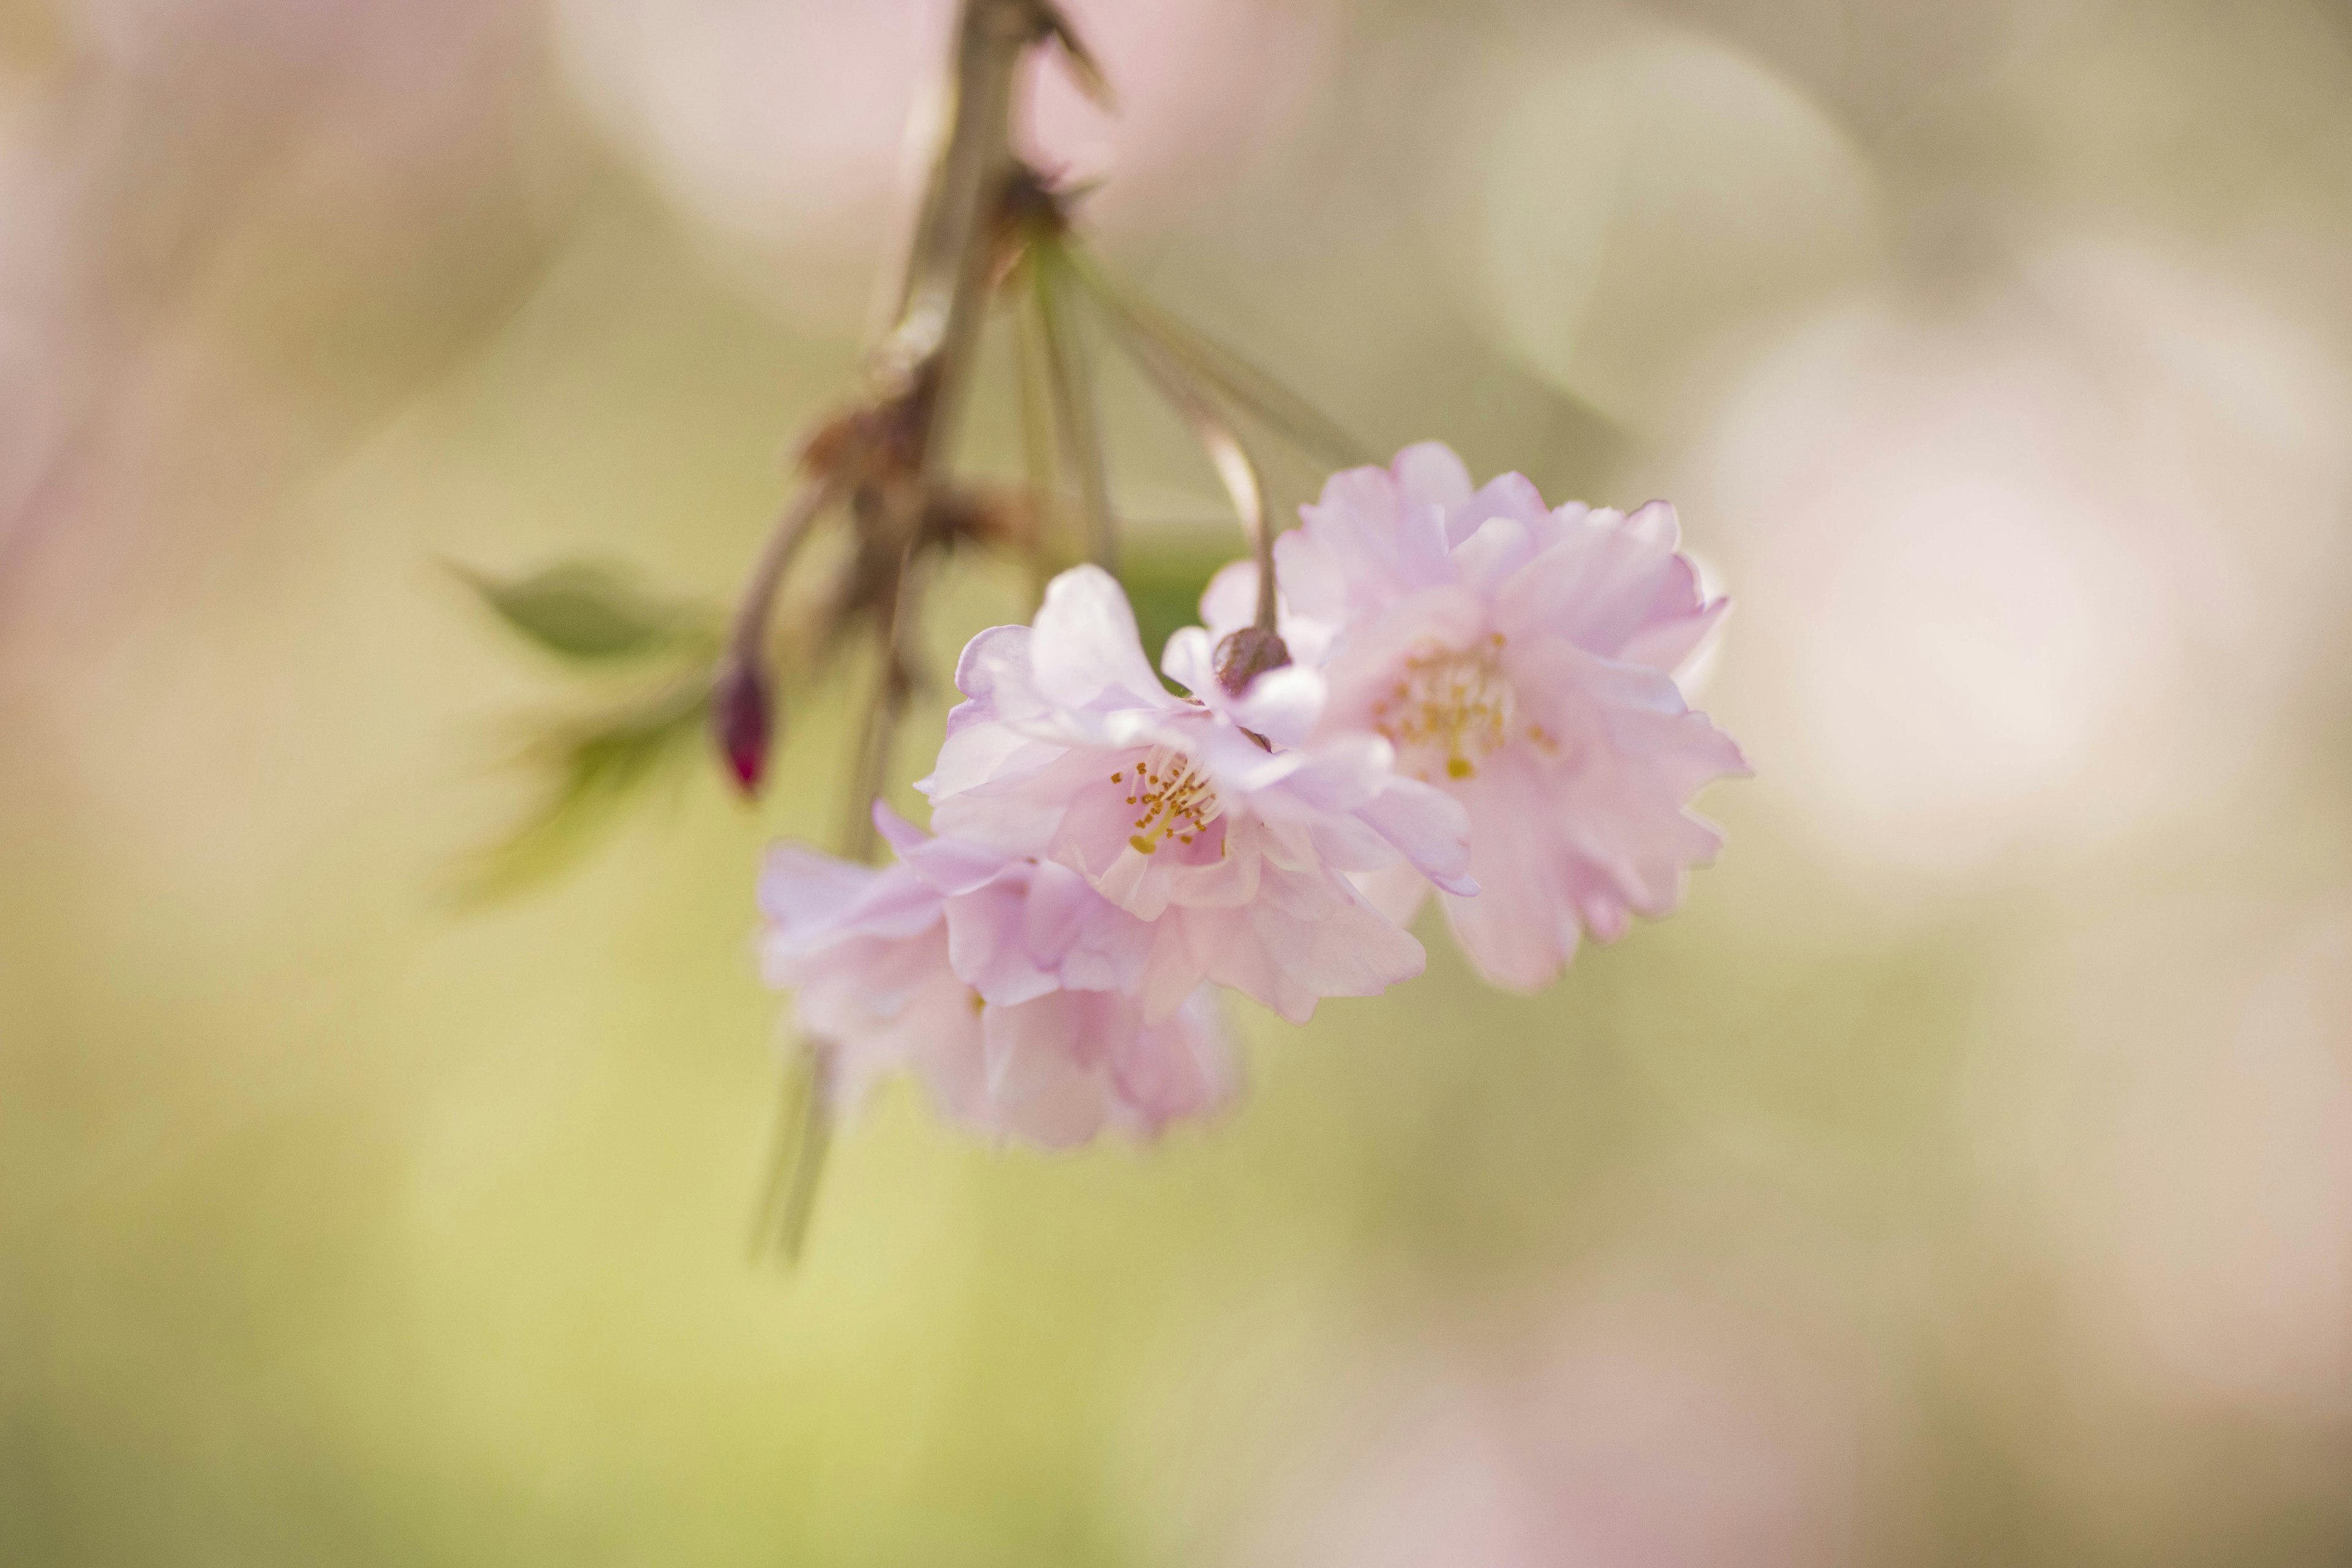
left=725, top=482, right=836, bottom=668
left=750, top=0, right=1068, bottom=1265
left=831, top=0, right=1054, bottom=844
left=837, top=516, right=927, bottom=861
left=872, top=0, right=1042, bottom=471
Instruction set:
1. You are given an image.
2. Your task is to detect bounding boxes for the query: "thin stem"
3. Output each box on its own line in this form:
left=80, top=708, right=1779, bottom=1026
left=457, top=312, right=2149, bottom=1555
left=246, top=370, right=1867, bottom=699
left=827, top=0, right=1039, bottom=832
left=1086, top=265, right=1277, bottom=631
left=1060, top=246, right=1373, bottom=471
left=838, top=617, right=918, bottom=861
left=1035, top=247, right=1116, bottom=570
left=750, top=1040, right=835, bottom=1264
left=821, top=0, right=1044, bottom=853
left=879, top=0, right=1036, bottom=475
left=725, top=480, right=835, bottom=666
left=1014, top=261, right=1061, bottom=601
left=753, top=0, right=1055, bottom=1269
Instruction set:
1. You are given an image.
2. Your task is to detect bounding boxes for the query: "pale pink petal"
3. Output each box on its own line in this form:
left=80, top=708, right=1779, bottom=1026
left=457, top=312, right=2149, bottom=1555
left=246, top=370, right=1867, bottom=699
left=1315, top=584, right=1492, bottom=734
left=873, top=798, right=1028, bottom=895
left=1109, top=989, right=1238, bottom=1136
left=964, top=986, right=1238, bottom=1145
left=1268, top=525, right=1352, bottom=625
left=942, top=874, right=1059, bottom=1006
left=1138, top=911, right=1213, bottom=1023
left=1018, top=857, right=1152, bottom=995
left=1267, top=733, right=1477, bottom=891
left=1618, top=595, right=1730, bottom=677
left=1295, top=461, right=1455, bottom=611
left=946, top=624, right=1050, bottom=725
left=1182, top=852, right=1425, bottom=1023
left=1350, top=775, right=1479, bottom=895
left=920, top=709, right=1068, bottom=804
left=1392, top=440, right=1476, bottom=510
left=1497, top=503, right=1715, bottom=665
left=1440, top=753, right=1582, bottom=992
left=1221, top=664, right=1329, bottom=748
left=1199, top=558, right=1262, bottom=639
left=1449, top=514, right=1540, bottom=590
left=1029, top=563, right=1174, bottom=713
left=1445, top=470, right=1553, bottom=547
left=871, top=798, right=928, bottom=858
left=756, top=843, right=987, bottom=1112
left=758, top=845, right=938, bottom=951
left=1159, top=624, right=1220, bottom=696
left=927, top=742, right=1121, bottom=858
left=979, top=990, right=1113, bottom=1148
left=1190, top=717, right=1311, bottom=797
left=830, top=955, right=986, bottom=1117
left=1352, top=862, right=1434, bottom=928
left=1619, top=497, right=1683, bottom=549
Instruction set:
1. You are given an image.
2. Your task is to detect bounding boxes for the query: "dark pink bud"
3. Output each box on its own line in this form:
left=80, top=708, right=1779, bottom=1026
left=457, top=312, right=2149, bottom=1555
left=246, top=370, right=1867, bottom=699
left=1212, top=625, right=1291, bottom=697
left=712, top=658, right=773, bottom=796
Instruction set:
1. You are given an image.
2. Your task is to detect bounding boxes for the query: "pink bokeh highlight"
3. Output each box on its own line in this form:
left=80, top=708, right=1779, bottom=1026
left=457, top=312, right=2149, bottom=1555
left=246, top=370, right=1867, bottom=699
left=553, top=0, right=1338, bottom=275
left=1236, top=1274, right=1888, bottom=1568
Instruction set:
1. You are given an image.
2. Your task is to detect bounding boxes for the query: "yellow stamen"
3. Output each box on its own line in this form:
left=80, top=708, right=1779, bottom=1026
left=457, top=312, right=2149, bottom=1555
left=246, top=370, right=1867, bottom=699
left=1120, top=745, right=1223, bottom=855
left=1373, top=641, right=1520, bottom=783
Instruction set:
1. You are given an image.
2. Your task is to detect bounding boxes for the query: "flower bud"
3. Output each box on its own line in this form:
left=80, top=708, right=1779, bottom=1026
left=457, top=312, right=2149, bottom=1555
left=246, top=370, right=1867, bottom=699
left=1212, top=625, right=1291, bottom=697
left=711, top=657, right=774, bottom=796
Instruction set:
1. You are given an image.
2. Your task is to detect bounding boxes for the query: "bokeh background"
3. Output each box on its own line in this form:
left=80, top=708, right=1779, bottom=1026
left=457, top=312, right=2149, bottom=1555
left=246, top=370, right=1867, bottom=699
left=7, top=0, right=2352, bottom=1562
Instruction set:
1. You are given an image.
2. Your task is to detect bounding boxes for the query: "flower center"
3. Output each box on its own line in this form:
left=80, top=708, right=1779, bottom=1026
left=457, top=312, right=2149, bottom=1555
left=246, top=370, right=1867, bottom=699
left=1114, top=746, right=1223, bottom=855
left=1373, top=635, right=1523, bottom=782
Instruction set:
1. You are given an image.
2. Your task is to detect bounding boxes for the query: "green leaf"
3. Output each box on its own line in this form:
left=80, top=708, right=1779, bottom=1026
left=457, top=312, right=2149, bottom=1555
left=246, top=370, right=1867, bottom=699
left=453, top=680, right=711, bottom=900
left=453, top=559, right=717, bottom=662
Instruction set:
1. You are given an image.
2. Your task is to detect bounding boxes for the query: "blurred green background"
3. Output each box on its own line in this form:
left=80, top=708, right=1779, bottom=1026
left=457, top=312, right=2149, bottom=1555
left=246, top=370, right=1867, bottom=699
left=6, top=0, right=2352, bottom=1562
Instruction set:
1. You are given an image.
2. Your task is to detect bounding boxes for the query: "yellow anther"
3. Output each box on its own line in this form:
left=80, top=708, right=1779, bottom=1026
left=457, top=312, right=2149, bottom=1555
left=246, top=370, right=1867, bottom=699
left=1372, top=640, right=1518, bottom=784
left=1118, top=745, right=1223, bottom=855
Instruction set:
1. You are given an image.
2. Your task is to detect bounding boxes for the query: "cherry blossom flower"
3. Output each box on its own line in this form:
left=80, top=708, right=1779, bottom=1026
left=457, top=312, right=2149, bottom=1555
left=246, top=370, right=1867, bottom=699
left=918, top=565, right=1475, bottom=1023
left=757, top=806, right=1234, bottom=1147
left=1206, top=443, right=1747, bottom=990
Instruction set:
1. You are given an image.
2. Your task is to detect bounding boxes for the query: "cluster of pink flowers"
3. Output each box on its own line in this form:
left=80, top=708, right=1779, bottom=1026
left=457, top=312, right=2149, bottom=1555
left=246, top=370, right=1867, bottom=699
left=760, top=443, right=1747, bottom=1146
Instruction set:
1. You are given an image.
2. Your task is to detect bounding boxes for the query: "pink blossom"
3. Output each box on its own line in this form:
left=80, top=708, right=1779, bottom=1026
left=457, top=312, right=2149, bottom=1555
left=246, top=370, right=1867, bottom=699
left=1207, top=443, right=1748, bottom=990
left=757, top=807, right=1234, bottom=1147
left=918, top=565, right=1474, bottom=1024
left=758, top=842, right=973, bottom=1112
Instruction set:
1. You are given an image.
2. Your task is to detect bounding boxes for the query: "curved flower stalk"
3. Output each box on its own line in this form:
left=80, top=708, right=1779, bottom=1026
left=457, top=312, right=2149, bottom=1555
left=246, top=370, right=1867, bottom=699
left=1202, top=443, right=1749, bottom=990
left=759, top=803, right=1235, bottom=1148
left=919, top=565, right=1473, bottom=1023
